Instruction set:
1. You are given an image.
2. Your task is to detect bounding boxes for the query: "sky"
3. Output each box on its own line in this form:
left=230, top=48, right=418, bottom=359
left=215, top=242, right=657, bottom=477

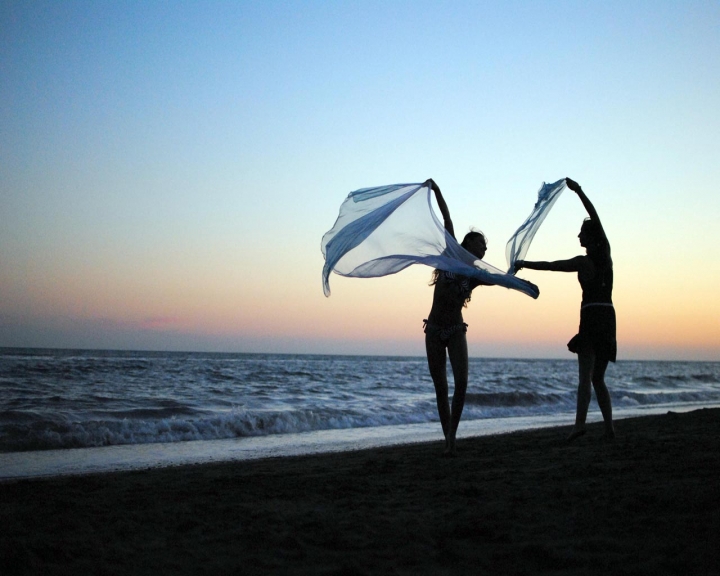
left=1, top=0, right=719, bottom=360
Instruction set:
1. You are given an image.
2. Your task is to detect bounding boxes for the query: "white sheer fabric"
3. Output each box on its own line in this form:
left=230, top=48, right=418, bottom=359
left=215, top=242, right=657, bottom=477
left=321, top=183, right=539, bottom=298
left=505, top=178, right=567, bottom=274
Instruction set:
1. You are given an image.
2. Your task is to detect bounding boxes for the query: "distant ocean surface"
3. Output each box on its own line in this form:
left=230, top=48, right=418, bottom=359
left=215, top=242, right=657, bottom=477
left=2, top=348, right=719, bottom=455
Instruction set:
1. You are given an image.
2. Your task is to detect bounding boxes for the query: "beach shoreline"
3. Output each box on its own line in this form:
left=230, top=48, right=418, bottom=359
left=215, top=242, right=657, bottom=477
left=3, top=403, right=717, bottom=482
left=2, top=408, right=719, bottom=575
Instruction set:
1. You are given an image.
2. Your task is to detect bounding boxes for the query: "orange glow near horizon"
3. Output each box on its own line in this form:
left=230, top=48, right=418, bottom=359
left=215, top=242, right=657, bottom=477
left=3, top=253, right=719, bottom=360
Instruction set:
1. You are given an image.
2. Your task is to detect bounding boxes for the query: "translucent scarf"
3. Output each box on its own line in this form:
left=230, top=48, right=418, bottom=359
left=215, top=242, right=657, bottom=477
left=505, top=178, right=567, bottom=273
left=321, top=183, right=539, bottom=298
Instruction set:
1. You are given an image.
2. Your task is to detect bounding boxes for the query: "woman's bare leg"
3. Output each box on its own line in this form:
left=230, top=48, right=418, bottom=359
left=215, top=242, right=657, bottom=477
left=425, top=334, right=451, bottom=446
left=445, top=332, right=469, bottom=455
left=591, top=358, right=615, bottom=438
left=569, top=352, right=594, bottom=441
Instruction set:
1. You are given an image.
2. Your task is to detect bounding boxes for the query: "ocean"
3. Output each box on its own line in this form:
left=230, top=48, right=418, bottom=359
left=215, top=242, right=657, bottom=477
left=1, top=348, right=719, bottom=478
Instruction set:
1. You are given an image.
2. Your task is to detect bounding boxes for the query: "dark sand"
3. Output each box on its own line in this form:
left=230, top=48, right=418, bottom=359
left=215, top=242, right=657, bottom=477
left=2, top=409, right=719, bottom=575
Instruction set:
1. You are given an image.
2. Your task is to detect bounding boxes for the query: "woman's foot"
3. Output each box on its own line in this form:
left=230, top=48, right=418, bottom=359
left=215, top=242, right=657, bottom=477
left=567, top=428, right=586, bottom=442
left=443, top=434, right=457, bottom=457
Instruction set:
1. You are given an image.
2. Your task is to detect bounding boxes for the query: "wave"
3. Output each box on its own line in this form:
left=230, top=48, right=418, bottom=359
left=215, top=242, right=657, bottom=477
left=5, top=388, right=716, bottom=453
left=616, top=390, right=720, bottom=407
left=691, top=373, right=719, bottom=383
left=632, top=374, right=720, bottom=386
left=2, top=351, right=718, bottom=453
left=465, top=391, right=566, bottom=407
left=0, top=406, right=433, bottom=452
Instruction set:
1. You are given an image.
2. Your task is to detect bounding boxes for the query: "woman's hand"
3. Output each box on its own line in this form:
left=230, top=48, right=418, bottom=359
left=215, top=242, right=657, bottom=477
left=424, top=178, right=439, bottom=192
left=565, top=177, right=582, bottom=193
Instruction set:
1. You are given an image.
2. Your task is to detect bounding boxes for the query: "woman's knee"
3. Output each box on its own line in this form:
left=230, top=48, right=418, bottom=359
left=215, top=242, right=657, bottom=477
left=592, top=359, right=609, bottom=385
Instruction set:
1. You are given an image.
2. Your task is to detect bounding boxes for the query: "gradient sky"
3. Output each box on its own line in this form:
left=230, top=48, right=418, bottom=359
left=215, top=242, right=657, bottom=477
left=1, top=1, right=718, bottom=360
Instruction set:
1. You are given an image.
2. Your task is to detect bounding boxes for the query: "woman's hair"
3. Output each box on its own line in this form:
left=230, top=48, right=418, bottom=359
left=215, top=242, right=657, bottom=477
left=581, top=218, right=602, bottom=241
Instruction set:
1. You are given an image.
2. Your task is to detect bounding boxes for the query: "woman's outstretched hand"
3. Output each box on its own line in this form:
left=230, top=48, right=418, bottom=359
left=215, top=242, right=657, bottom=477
left=565, top=177, right=582, bottom=193
left=424, top=178, right=440, bottom=192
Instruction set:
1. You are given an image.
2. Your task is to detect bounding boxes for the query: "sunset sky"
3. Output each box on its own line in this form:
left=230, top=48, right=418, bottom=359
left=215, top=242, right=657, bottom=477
left=2, top=1, right=718, bottom=360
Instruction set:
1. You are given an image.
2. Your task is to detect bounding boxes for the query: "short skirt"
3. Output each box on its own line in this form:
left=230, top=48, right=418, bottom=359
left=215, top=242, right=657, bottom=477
left=567, top=305, right=617, bottom=362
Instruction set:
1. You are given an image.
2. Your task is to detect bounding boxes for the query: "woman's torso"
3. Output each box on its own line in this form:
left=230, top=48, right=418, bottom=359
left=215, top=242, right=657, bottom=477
left=427, top=271, right=476, bottom=325
left=578, top=253, right=613, bottom=306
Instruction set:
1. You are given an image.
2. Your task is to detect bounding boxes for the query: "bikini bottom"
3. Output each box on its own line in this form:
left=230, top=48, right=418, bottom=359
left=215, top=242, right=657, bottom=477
left=423, top=319, right=468, bottom=344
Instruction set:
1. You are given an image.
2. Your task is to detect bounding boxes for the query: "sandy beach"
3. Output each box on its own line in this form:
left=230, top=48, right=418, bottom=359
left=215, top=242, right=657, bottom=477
left=1, top=408, right=719, bottom=575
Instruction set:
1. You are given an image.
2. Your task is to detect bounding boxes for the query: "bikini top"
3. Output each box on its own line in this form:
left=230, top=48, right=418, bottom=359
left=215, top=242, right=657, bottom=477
left=442, top=271, right=473, bottom=301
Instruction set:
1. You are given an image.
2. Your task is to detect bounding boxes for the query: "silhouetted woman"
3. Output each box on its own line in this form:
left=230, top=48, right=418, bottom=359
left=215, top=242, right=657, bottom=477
left=423, top=179, right=490, bottom=455
left=515, top=178, right=616, bottom=441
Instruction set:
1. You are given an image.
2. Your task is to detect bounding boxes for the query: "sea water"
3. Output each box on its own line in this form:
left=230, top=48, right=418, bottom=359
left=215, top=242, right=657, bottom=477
left=1, top=348, right=719, bottom=478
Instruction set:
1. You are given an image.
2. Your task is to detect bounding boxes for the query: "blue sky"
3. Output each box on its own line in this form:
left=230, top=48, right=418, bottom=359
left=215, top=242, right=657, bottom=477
left=1, top=1, right=719, bottom=359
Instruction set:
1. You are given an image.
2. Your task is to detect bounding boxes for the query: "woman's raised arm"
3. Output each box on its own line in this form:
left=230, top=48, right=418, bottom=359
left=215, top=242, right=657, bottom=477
left=425, top=178, right=456, bottom=239
left=566, top=177, right=607, bottom=242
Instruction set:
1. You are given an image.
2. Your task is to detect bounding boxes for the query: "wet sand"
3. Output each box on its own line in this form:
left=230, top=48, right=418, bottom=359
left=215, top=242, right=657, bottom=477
left=2, top=408, right=719, bottom=575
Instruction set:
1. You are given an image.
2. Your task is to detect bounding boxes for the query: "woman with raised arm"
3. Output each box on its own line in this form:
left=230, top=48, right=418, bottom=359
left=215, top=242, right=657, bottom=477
left=515, top=178, right=616, bottom=441
left=423, top=179, right=490, bottom=456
